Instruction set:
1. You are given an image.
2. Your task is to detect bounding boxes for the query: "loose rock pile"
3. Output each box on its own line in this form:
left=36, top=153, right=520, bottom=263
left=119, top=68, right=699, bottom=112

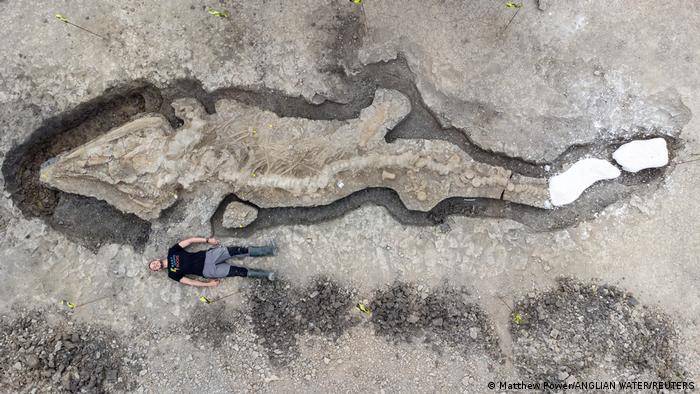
left=248, top=277, right=358, bottom=365
left=0, top=309, right=139, bottom=393
left=370, top=282, right=502, bottom=361
left=511, top=278, right=688, bottom=384
left=221, top=201, right=259, bottom=228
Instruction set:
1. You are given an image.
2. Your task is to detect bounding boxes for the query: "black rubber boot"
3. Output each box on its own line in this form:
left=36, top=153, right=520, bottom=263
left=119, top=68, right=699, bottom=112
left=249, top=242, right=276, bottom=257
left=247, top=269, right=276, bottom=281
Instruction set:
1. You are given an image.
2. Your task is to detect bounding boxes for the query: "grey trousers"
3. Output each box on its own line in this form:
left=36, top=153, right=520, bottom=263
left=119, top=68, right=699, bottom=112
left=202, top=247, right=242, bottom=278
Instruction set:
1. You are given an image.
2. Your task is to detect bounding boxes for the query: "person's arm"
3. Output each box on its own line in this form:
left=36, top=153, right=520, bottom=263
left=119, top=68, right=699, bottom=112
left=180, top=277, right=220, bottom=287
left=178, top=237, right=220, bottom=248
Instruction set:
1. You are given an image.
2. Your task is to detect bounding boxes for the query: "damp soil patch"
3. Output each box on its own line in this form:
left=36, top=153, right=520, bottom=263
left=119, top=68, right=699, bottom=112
left=0, top=308, right=141, bottom=393
left=510, top=277, right=689, bottom=384
left=370, top=281, right=502, bottom=362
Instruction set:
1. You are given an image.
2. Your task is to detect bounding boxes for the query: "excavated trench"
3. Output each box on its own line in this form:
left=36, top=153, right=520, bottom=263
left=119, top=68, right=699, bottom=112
left=2, top=57, right=679, bottom=249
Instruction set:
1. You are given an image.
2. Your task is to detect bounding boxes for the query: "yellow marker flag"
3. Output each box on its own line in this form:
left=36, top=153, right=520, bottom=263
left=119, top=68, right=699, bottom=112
left=61, top=300, right=76, bottom=309
left=199, top=295, right=212, bottom=304
left=513, top=312, right=523, bottom=325
left=356, top=303, right=372, bottom=315
left=505, top=2, right=522, bottom=8
left=208, top=8, right=230, bottom=18
left=55, top=13, right=69, bottom=23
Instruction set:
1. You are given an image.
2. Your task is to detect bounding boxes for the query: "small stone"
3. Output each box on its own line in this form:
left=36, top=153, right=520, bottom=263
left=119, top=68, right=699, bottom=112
left=25, top=355, right=39, bottom=369
left=416, top=190, right=427, bottom=201
left=323, top=357, right=330, bottom=364
left=13, top=361, right=22, bottom=370
left=438, top=222, right=451, bottom=233
left=537, top=0, right=549, bottom=11
left=432, top=318, right=443, bottom=326
left=414, top=157, right=429, bottom=168
left=629, top=195, right=652, bottom=216
left=106, top=369, right=118, bottom=382
left=626, top=296, right=639, bottom=306
left=550, top=329, right=560, bottom=339
left=557, top=371, right=569, bottom=380
left=565, top=375, right=577, bottom=385
left=264, top=375, right=279, bottom=383
left=221, top=201, right=258, bottom=229
left=407, top=314, right=420, bottom=324
left=469, top=327, right=479, bottom=340
left=62, top=373, right=73, bottom=391
left=382, top=170, right=396, bottom=180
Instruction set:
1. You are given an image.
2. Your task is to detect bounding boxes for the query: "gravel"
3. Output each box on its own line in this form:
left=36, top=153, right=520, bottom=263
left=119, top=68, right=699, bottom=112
left=247, top=277, right=359, bottom=366
left=370, top=281, right=502, bottom=361
left=511, top=277, right=689, bottom=383
left=0, top=308, right=141, bottom=393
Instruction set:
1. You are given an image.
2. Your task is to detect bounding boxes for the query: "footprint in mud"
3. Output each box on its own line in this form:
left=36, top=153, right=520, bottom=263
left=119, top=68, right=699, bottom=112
left=510, top=277, right=690, bottom=384
left=369, top=281, right=502, bottom=361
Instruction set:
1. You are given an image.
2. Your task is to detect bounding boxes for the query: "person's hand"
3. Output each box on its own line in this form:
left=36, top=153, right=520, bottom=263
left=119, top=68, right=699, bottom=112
left=207, top=237, right=220, bottom=245
left=208, top=279, right=220, bottom=287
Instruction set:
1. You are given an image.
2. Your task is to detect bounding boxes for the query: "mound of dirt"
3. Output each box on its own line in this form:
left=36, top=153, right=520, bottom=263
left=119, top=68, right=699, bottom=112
left=247, top=277, right=358, bottom=366
left=370, top=281, right=502, bottom=361
left=511, top=277, right=688, bottom=384
left=0, top=309, right=140, bottom=393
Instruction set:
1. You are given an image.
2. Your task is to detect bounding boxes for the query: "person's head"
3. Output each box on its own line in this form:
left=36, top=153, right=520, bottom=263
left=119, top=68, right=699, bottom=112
left=148, top=259, right=167, bottom=272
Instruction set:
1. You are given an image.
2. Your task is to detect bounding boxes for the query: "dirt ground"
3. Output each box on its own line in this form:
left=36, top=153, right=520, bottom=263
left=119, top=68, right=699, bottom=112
left=0, top=0, right=698, bottom=393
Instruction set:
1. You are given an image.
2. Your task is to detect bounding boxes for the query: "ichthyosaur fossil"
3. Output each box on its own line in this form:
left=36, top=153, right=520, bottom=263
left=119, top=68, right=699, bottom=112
left=39, top=89, right=549, bottom=221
